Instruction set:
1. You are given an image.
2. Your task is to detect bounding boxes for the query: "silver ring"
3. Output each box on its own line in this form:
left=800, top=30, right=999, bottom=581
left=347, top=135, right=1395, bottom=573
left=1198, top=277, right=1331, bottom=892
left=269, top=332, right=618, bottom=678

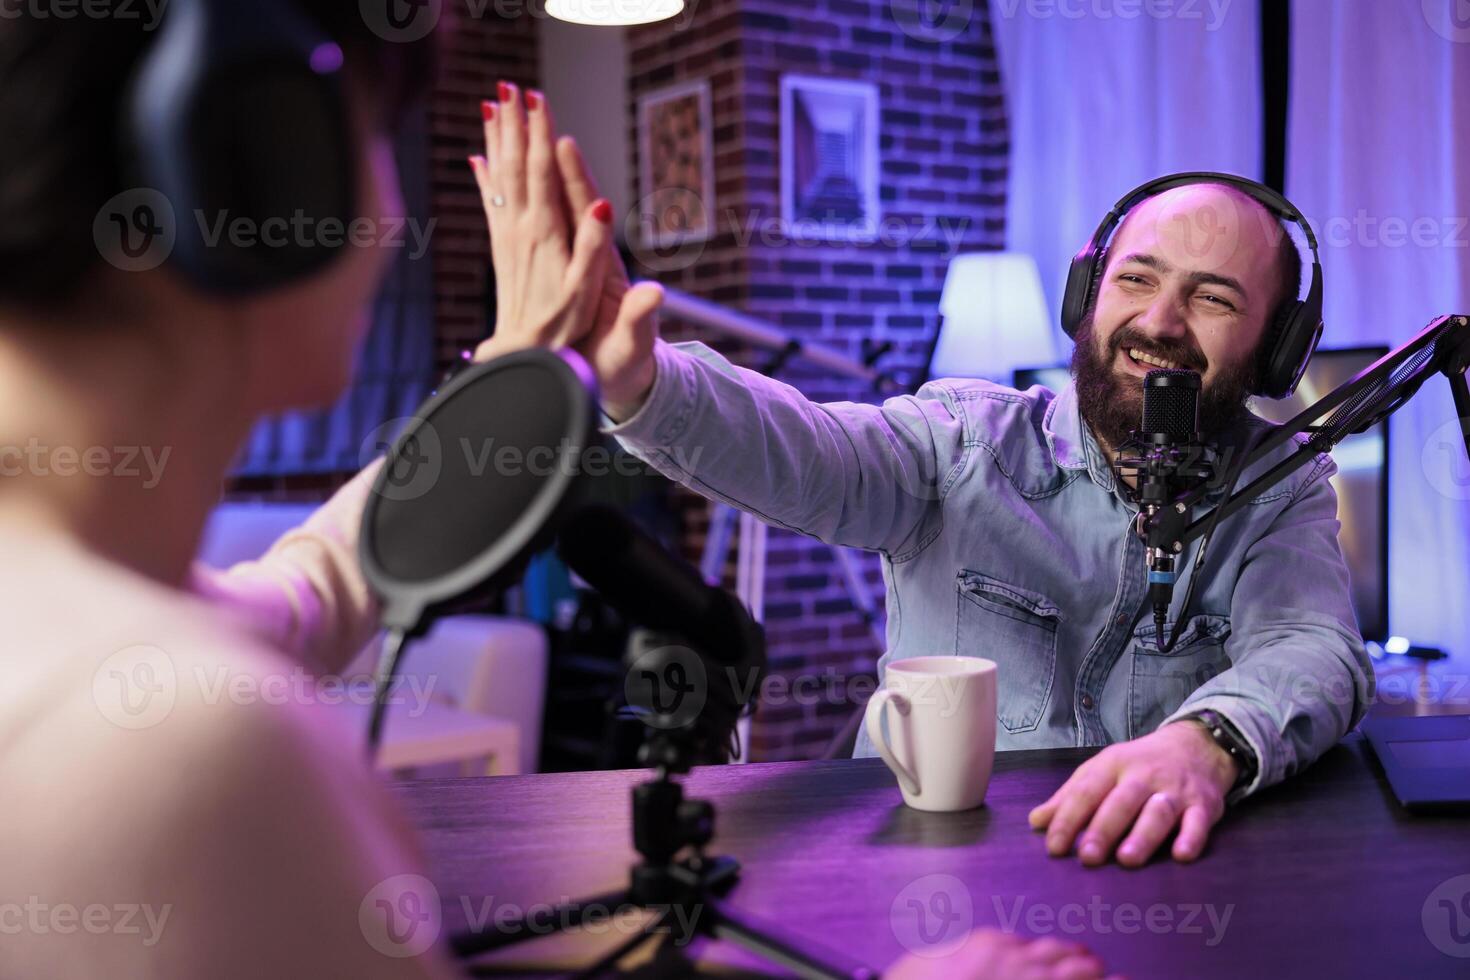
left=490, top=194, right=506, bottom=208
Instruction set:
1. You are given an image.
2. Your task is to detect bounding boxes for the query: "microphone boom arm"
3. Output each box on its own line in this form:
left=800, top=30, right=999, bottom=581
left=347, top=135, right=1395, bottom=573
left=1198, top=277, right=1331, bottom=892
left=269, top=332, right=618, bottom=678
left=1132, top=314, right=1469, bottom=653
left=1173, top=314, right=1470, bottom=547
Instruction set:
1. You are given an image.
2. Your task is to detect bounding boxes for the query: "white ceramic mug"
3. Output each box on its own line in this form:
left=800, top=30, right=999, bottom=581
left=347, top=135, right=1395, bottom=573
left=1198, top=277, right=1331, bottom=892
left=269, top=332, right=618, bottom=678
left=863, top=656, right=998, bottom=812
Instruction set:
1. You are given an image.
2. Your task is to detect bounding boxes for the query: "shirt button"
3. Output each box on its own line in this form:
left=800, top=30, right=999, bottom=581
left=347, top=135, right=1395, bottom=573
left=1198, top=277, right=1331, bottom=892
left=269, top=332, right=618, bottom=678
left=1114, top=613, right=1128, bottom=626
left=1081, top=694, right=1096, bottom=710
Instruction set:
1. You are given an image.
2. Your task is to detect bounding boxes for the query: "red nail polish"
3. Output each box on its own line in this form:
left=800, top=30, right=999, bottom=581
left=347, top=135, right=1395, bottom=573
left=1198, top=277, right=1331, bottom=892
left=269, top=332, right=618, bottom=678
left=498, top=81, right=514, bottom=102
left=481, top=100, right=495, bottom=121
left=526, top=90, right=543, bottom=111
left=593, top=199, right=613, bottom=224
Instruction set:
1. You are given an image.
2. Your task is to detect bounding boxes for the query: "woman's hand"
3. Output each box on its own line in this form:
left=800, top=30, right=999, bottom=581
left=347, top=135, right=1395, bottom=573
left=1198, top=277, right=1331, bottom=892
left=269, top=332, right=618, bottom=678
left=468, top=82, right=614, bottom=359
left=468, top=85, right=664, bottom=419
left=887, top=928, right=1113, bottom=980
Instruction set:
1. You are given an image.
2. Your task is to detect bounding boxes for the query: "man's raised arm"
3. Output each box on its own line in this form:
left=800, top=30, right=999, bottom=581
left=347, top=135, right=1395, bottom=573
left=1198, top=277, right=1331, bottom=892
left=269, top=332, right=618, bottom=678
left=601, top=337, right=968, bottom=558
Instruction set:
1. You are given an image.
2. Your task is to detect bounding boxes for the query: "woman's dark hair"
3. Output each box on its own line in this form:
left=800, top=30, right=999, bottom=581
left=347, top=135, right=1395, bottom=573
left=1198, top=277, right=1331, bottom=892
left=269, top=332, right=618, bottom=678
left=0, top=4, right=438, bottom=308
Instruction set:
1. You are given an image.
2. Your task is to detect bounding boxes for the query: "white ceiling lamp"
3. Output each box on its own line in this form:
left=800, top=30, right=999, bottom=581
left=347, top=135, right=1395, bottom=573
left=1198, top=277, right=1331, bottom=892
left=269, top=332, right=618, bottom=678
left=545, top=0, right=684, bottom=26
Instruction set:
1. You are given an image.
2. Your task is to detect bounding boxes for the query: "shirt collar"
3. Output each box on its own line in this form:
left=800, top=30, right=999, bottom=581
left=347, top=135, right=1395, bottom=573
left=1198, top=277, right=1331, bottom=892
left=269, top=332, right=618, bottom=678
left=1045, top=380, right=1117, bottom=493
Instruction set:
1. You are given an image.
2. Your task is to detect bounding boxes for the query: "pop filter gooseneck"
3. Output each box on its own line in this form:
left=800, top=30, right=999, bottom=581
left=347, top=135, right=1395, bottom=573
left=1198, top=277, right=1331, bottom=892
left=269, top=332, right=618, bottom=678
left=358, top=347, right=599, bottom=757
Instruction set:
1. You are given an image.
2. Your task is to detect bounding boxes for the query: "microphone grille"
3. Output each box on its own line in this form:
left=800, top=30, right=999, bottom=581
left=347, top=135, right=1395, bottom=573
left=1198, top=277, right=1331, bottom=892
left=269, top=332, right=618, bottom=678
left=1141, top=368, right=1201, bottom=442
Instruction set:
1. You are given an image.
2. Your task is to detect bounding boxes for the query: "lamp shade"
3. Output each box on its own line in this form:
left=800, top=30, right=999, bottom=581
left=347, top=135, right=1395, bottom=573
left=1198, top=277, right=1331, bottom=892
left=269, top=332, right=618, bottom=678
left=545, top=0, right=684, bottom=25
left=930, top=251, right=1057, bottom=381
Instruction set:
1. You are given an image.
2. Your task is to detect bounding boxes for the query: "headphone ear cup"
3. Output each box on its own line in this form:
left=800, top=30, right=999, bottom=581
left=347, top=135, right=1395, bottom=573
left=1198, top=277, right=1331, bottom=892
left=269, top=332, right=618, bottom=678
left=1089, top=250, right=1105, bottom=305
left=1255, top=302, right=1322, bottom=399
left=1060, top=246, right=1105, bottom=340
left=178, top=70, right=355, bottom=292
left=127, top=0, right=356, bottom=295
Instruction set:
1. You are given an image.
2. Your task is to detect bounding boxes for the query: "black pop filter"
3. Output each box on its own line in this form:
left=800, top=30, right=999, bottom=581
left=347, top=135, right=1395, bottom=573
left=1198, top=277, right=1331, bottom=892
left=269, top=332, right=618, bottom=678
left=359, top=347, right=599, bottom=637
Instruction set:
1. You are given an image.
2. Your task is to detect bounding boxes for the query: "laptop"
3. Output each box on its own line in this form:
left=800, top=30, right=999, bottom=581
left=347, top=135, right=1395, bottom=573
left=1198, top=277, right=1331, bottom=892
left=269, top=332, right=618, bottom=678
left=1361, top=714, right=1470, bottom=811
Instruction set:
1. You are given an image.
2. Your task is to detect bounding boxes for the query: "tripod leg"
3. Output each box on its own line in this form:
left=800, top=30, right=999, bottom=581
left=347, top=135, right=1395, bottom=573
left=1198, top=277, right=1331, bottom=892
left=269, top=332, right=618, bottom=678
left=701, top=895, right=878, bottom=980
left=449, top=889, right=631, bottom=960
left=573, top=906, right=673, bottom=980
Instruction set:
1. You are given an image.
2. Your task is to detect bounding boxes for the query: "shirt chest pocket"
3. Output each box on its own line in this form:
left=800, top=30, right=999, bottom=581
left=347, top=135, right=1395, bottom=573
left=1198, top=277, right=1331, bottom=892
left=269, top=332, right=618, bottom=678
left=955, top=570, right=1060, bottom=734
left=1128, top=614, right=1232, bottom=738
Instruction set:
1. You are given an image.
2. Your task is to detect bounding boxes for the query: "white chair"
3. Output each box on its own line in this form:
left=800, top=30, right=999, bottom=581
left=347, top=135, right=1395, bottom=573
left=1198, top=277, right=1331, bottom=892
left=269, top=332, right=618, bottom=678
left=331, top=679, right=521, bottom=776
left=197, top=501, right=547, bottom=775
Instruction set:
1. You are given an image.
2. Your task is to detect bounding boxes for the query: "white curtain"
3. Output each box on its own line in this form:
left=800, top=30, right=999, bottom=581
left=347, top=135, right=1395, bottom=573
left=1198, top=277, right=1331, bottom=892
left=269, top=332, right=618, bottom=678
left=990, top=1, right=1263, bottom=357
left=1287, top=0, right=1470, bottom=661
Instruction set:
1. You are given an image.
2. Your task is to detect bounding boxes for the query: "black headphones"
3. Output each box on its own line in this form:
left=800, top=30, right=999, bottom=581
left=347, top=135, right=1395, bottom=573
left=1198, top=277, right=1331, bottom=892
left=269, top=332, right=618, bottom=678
left=124, top=0, right=357, bottom=294
left=1059, top=172, right=1324, bottom=400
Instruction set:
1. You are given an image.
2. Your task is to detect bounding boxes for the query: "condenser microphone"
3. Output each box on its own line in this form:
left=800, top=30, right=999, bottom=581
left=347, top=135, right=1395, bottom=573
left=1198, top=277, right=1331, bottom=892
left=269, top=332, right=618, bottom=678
left=557, top=505, right=763, bottom=672
left=1141, top=368, right=1202, bottom=446
left=556, top=505, right=766, bottom=763
left=1134, top=369, right=1203, bottom=649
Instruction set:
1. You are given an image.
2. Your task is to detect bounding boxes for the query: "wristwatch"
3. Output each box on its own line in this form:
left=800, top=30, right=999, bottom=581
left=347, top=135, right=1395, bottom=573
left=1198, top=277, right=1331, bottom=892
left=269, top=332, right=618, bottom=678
left=1184, top=709, right=1259, bottom=795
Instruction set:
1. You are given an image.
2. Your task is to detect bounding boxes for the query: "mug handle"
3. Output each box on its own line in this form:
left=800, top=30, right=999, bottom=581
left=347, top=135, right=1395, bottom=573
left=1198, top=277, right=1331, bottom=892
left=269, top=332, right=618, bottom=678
left=864, top=689, right=921, bottom=798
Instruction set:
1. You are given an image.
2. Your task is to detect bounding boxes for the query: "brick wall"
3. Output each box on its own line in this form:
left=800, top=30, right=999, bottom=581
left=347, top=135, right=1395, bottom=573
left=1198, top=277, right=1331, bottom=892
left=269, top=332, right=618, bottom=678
left=429, top=6, right=542, bottom=373
left=227, top=6, right=541, bottom=503
left=629, top=0, right=1009, bottom=760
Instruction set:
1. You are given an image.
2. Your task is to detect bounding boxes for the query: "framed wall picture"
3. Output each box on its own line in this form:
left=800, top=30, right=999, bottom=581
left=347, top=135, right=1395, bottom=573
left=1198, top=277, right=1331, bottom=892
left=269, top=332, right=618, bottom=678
left=780, top=75, right=881, bottom=241
left=637, top=79, right=715, bottom=248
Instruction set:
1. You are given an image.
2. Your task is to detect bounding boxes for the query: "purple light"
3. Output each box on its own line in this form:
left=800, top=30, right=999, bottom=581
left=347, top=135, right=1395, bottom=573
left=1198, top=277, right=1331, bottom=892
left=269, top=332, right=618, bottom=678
left=310, top=42, right=344, bottom=76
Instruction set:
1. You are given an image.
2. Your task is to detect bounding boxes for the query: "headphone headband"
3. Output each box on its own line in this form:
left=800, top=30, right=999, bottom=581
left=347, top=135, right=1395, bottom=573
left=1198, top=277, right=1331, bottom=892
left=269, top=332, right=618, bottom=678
left=1089, top=171, right=1319, bottom=259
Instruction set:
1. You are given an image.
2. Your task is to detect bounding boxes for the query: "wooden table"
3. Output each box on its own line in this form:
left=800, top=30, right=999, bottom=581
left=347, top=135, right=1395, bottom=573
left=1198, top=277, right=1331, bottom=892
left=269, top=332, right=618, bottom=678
left=394, top=735, right=1470, bottom=978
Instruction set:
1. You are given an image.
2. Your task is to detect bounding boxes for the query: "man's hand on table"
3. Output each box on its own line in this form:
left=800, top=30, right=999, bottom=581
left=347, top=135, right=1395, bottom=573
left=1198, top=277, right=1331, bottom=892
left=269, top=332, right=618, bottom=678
left=1028, top=721, right=1239, bottom=867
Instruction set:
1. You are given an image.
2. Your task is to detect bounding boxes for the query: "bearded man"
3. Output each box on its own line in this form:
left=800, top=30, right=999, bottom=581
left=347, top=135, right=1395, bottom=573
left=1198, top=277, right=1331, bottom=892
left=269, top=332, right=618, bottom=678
left=583, top=175, right=1372, bottom=868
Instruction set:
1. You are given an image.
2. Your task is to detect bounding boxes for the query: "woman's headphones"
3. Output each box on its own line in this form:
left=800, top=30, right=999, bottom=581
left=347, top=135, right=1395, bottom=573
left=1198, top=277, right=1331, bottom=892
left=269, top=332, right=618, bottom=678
left=124, top=0, right=356, bottom=295
left=1059, top=172, right=1324, bottom=400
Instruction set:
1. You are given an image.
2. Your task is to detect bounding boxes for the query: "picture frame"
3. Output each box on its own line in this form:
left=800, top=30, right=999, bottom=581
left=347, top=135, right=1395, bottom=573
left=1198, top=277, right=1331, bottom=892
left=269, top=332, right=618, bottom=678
left=636, top=79, right=715, bottom=248
left=780, top=75, right=881, bottom=241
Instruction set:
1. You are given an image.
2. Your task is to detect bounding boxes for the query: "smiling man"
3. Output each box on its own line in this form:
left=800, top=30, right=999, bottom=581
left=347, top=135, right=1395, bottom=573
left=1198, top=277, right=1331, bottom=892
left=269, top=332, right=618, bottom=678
left=588, top=174, right=1373, bottom=868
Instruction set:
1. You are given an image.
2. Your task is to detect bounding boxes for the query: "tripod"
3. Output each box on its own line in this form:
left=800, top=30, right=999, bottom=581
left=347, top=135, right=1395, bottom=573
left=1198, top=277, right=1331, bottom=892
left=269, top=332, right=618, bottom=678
left=447, top=727, right=877, bottom=979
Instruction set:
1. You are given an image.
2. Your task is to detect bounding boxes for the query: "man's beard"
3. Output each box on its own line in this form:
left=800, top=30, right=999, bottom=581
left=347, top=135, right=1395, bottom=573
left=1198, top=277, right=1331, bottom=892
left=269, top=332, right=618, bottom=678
left=1069, top=311, right=1258, bottom=453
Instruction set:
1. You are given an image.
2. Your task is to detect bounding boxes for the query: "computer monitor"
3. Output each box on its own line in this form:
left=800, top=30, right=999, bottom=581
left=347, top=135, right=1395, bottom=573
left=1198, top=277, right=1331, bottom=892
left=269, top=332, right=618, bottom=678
left=1012, top=348, right=1390, bottom=642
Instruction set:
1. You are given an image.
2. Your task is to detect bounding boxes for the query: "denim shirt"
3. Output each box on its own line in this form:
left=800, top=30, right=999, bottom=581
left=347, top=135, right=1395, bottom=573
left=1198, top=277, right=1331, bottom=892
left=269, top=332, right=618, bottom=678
left=604, top=339, right=1375, bottom=799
